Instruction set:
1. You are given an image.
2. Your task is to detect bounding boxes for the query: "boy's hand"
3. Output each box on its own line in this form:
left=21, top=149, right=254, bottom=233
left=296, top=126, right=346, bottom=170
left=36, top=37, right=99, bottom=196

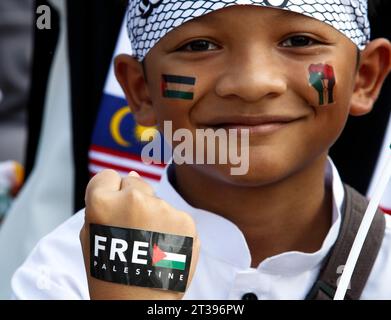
left=80, top=169, right=200, bottom=300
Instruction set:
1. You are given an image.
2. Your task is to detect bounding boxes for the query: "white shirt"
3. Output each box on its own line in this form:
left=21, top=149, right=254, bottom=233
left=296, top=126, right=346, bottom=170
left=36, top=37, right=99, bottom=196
left=11, top=159, right=391, bottom=299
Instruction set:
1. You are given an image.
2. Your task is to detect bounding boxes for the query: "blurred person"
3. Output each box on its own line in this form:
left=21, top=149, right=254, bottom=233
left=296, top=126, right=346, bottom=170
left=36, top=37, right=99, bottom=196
left=0, top=0, right=34, bottom=164
left=0, top=0, right=33, bottom=228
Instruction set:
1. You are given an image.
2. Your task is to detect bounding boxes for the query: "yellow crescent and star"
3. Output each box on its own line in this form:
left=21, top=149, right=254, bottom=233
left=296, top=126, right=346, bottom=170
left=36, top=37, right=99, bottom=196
left=110, top=106, right=156, bottom=147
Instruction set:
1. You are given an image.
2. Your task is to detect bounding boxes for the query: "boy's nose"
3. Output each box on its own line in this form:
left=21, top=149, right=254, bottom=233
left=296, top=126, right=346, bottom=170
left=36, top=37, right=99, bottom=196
left=215, top=50, right=287, bottom=103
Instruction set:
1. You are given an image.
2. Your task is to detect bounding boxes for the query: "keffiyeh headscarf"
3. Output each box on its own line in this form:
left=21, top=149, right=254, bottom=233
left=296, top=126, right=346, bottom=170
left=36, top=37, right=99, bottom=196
left=126, top=0, right=370, bottom=61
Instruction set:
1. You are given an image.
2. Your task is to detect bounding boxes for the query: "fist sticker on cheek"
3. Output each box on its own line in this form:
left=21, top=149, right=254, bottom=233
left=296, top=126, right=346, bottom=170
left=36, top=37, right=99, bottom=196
left=308, top=64, right=336, bottom=106
left=90, top=224, right=193, bottom=292
left=161, top=74, right=196, bottom=100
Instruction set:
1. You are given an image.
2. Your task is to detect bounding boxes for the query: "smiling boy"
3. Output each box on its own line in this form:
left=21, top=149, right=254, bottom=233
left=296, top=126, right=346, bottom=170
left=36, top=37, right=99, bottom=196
left=11, top=0, right=391, bottom=300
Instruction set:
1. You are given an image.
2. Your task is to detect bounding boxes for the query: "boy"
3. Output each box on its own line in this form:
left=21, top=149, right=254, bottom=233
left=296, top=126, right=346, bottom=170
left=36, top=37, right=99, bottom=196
left=11, top=0, right=391, bottom=299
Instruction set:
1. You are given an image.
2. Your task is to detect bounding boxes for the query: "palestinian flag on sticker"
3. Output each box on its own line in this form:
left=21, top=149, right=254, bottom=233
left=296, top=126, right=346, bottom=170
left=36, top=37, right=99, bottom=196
left=152, top=244, right=187, bottom=271
left=162, top=74, right=196, bottom=100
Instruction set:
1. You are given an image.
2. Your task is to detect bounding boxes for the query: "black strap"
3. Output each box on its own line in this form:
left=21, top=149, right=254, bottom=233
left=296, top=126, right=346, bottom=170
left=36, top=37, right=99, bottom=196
left=306, top=184, right=385, bottom=300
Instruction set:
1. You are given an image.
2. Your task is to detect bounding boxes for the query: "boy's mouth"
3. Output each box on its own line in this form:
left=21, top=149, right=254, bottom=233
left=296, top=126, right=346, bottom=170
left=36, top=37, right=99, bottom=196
left=205, top=115, right=300, bottom=135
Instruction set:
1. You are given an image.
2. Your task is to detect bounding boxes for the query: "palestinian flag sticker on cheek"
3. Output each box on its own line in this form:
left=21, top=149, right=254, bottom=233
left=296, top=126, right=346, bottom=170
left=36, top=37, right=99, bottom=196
left=161, top=74, right=196, bottom=100
left=308, top=63, right=336, bottom=106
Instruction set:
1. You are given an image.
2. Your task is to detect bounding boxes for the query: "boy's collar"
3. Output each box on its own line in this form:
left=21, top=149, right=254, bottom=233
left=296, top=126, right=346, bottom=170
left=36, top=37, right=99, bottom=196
left=155, top=157, right=344, bottom=274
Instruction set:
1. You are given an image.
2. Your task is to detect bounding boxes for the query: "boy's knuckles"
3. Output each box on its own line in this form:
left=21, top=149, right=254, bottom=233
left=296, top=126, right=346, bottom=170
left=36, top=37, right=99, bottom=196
left=139, top=182, right=155, bottom=196
left=121, top=176, right=155, bottom=195
left=86, top=189, right=115, bottom=210
left=87, top=169, right=120, bottom=189
left=122, top=188, right=145, bottom=205
left=86, top=186, right=198, bottom=239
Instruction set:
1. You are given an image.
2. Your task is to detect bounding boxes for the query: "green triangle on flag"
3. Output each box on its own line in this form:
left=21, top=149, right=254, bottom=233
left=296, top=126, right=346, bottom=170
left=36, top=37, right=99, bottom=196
left=152, top=244, right=187, bottom=271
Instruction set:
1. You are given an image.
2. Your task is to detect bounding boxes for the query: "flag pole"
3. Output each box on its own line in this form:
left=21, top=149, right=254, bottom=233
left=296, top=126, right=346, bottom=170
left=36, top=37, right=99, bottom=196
left=334, top=143, right=391, bottom=300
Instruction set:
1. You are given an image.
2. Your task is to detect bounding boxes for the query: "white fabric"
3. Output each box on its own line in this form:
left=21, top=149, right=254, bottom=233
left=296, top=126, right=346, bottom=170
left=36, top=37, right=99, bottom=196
left=367, top=113, right=391, bottom=212
left=11, top=158, right=391, bottom=299
left=127, top=0, right=370, bottom=61
left=0, top=0, right=74, bottom=299
left=104, top=17, right=133, bottom=98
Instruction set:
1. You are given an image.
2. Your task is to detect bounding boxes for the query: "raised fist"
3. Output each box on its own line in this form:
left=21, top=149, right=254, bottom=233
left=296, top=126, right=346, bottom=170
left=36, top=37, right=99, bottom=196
left=80, top=170, right=200, bottom=300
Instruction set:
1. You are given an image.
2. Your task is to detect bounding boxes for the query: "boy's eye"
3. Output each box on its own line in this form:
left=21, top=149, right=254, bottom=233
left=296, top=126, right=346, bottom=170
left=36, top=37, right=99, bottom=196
left=280, top=36, right=317, bottom=47
left=179, top=40, right=219, bottom=52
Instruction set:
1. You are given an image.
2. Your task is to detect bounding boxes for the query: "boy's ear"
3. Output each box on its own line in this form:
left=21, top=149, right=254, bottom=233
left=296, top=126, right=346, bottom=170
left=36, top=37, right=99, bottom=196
left=350, top=38, right=391, bottom=116
left=114, top=54, right=157, bottom=126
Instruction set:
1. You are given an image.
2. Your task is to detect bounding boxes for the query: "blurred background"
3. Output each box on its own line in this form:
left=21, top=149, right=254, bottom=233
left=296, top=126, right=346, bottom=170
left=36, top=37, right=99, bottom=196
left=0, top=0, right=33, bottom=222
left=0, top=0, right=390, bottom=299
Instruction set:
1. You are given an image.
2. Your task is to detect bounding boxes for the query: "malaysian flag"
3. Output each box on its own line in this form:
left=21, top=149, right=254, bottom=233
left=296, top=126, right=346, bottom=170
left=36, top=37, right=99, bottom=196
left=88, top=18, right=167, bottom=185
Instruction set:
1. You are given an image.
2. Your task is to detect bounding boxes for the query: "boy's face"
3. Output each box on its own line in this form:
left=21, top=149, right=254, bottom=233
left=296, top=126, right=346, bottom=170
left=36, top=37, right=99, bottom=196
left=142, top=6, right=359, bottom=186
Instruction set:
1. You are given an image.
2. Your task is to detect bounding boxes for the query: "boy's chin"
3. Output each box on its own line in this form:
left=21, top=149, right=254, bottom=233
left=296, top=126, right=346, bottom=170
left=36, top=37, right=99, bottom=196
left=196, top=160, right=297, bottom=188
